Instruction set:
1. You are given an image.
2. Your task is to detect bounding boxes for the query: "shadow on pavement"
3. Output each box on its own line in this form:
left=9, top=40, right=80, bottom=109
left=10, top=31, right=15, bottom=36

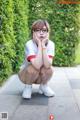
left=21, top=93, right=49, bottom=106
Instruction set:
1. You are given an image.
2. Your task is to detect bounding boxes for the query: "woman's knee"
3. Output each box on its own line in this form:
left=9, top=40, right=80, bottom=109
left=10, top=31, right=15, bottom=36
left=18, top=64, right=39, bottom=84
left=47, top=67, right=53, bottom=77
left=41, top=66, right=53, bottom=77
left=40, top=66, right=54, bottom=84
left=27, top=64, right=39, bottom=76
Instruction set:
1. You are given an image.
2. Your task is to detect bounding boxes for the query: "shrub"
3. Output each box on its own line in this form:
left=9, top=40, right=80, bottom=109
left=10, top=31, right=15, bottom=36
left=0, top=0, right=16, bottom=85
left=28, top=0, right=80, bottom=66
left=0, top=0, right=29, bottom=85
left=13, top=0, right=29, bottom=71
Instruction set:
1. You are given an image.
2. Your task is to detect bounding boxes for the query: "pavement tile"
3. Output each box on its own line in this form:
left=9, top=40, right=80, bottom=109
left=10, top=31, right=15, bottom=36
left=0, top=75, right=25, bottom=95
left=21, top=93, right=48, bottom=106
left=48, top=81, right=73, bottom=97
left=48, top=96, right=80, bottom=120
left=12, top=93, right=49, bottom=120
left=73, top=89, right=80, bottom=110
left=69, top=79, right=80, bottom=89
left=64, top=67, right=80, bottom=80
left=0, top=95, right=21, bottom=120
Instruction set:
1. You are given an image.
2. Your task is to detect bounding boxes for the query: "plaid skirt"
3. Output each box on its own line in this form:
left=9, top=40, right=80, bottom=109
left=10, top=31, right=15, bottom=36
left=18, top=64, right=53, bottom=84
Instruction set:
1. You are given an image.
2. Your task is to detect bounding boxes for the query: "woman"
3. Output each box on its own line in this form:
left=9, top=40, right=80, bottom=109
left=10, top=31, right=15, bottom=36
left=18, top=19, right=55, bottom=99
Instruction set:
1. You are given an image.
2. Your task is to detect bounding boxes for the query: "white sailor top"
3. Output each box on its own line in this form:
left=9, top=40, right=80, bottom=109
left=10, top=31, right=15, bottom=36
left=20, top=39, right=55, bottom=70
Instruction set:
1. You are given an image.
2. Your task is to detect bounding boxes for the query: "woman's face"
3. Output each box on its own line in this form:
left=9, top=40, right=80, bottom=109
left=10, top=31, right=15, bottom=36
left=33, top=26, right=49, bottom=43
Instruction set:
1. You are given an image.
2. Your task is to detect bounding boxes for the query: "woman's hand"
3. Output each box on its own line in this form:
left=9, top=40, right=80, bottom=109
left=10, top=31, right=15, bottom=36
left=41, top=38, right=48, bottom=48
left=41, top=33, right=49, bottom=48
left=33, top=32, right=41, bottom=45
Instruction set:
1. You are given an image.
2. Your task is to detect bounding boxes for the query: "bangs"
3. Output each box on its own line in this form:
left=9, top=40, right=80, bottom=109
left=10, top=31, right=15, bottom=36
left=33, top=21, right=46, bottom=30
left=32, top=20, right=50, bottom=32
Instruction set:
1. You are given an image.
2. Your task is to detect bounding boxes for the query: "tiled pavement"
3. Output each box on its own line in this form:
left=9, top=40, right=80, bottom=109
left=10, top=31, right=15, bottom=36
left=0, top=67, right=80, bottom=120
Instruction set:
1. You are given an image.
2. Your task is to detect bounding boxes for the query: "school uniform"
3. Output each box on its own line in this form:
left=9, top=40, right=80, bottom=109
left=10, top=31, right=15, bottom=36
left=18, top=39, right=55, bottom=84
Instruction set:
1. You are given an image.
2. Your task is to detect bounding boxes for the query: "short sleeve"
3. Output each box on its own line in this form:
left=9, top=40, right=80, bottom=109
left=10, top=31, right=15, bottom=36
left=47, top=41, right=55, bottom=59
left=25, top=41, right=36, bottom=62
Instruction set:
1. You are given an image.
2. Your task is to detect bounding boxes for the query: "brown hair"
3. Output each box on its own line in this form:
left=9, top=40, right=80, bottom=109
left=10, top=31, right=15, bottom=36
left=31, top=19, right=50, bottom=33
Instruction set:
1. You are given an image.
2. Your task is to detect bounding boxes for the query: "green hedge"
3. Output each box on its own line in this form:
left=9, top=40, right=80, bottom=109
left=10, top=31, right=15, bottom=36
left=13, top=0, right=29, bottom=71
left=28, top=0, right=80, bottom=66
left=0, top=0, right=16, bottom=85
left=0, top=0, right=29, bottom=85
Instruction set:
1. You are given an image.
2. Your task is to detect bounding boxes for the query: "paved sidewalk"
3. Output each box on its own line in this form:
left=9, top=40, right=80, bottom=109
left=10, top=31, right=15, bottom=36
left=0, top=67, right=80, bottom=120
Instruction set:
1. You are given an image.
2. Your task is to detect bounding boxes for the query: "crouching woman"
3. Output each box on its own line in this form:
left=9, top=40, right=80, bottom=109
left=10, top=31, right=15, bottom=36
left=18, top=19, right=55, bottom=99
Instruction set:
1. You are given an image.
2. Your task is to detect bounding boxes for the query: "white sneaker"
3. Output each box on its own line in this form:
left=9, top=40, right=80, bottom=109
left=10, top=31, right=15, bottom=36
left=39, top=84, right=55, bottom=97
left=22, top=84, right=32, bottom=99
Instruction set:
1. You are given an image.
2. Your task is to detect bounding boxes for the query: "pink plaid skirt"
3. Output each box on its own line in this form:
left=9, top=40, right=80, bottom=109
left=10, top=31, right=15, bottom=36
left=18, top=65, right=53, bottom=84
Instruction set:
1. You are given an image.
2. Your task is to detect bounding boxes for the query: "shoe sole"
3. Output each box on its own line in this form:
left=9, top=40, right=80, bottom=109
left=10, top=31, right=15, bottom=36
left=22, top=96, right=31, bottom=99
left=39, top=89, right=55, bottom=97
left=22, top=94, right=31, bottom=99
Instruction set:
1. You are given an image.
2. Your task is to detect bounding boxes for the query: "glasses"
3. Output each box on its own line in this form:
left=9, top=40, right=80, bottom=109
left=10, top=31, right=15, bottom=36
left=34, top=29, right=48, bottom=33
